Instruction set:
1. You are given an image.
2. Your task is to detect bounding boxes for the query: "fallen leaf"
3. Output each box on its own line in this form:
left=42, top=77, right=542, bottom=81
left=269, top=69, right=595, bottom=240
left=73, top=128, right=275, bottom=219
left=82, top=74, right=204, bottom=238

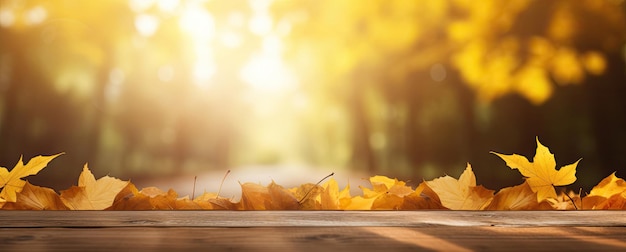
left=1, top=181, right=69, bottom=210
left=581, top=195, right=607, bottom=210
left=0, top=153, right=62, bottom=202
left=268, top=182, right=299, bottom=210
left=343, top=196, right=376, bottom=210
left=238, top=182, right=271, bottom=210
left=588, top=172, right=626, bottom=198
left=400, top=182, right=446, bottom=210
left=491, top=137, right=580, bottom=201
left=343, top=176, right=414, bottom=210
left=485, top=182, right=551, bottom=210
left=426, top=163, right=494, bottom=210
left=146, top=188, right=179, bottom=210
left=60, top=164, right=129, bottom=210
left=193, top=192, right=237, bottom=210
left=289, top=183, right=323, bottom=210
left=106, top=183, right=154, bottom=210
left=597, top=192, right=626, bottom=209
left=546, top=191, right=581, bottom=210
left=319, top=178, right=351, bottom=210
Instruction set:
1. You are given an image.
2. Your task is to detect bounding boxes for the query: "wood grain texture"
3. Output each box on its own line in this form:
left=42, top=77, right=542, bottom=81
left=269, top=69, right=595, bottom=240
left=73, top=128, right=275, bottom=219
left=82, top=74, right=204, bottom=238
left=1, top=211, right=625, bottom=227
left=1, top=211, right=625, bottom=251
left=1, top=226, right=626, bottom=252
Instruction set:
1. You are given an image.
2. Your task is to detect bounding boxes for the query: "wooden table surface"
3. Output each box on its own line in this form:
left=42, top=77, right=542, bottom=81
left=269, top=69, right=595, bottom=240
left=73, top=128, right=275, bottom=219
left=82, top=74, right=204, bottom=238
left=1, top=211, right=625, bottom=251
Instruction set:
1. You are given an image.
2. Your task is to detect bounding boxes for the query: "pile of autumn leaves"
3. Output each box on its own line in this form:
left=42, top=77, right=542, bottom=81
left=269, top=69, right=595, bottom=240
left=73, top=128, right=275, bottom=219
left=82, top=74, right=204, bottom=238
left=1, top=138, right=626, bottom=210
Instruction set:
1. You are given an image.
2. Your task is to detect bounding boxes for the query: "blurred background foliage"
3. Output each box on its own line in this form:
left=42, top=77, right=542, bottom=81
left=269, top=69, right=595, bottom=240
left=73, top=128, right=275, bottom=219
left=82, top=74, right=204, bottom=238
left=0, top=0, right=625, bottom=191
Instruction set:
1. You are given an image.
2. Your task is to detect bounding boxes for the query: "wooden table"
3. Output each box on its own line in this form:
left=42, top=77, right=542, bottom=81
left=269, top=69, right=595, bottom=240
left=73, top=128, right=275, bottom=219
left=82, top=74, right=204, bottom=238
left=1, top=211, right=625, bottom=251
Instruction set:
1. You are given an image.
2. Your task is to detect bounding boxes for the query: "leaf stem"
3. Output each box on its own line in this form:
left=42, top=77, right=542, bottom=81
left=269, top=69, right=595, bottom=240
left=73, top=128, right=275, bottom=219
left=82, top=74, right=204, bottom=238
left=298, top=172, right=334, bottom=204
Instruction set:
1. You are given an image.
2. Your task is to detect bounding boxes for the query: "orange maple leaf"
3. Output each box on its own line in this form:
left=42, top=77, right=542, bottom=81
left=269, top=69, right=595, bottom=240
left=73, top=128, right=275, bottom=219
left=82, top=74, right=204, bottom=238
left=107, top=183, right=154, bottom=210
left=60, top=164, right=129, bottom=210
left=491, top=137, right=580, bottom=202
left=485, top=182, right=551, bottom=210
left=426, top=163, right=494, bottom=210
left=0, top=153, right=62, bottom=202
left=400, top=182, right=446, bottom=210
left=193, top=192, right=237, bottom=210
left=238, top=182, right=271, bottom=210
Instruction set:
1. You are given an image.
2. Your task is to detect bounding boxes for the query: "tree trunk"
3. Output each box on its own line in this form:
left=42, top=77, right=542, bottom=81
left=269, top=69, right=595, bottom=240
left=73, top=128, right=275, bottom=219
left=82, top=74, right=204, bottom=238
left=348, top=69, right=377, bottom=174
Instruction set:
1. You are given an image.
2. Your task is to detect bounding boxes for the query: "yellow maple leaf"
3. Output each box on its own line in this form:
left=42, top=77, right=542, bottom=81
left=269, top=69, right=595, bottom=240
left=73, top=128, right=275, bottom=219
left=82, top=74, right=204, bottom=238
left=344, top=175, right=414, bottom=210
left=60, top=164, right=128, bottom=210
left=319, top=178, right=351, bottom=210
left=491, top=137, right=580, bottom=202
left=1, top=181, right=69, bottom=210
left=0, top=153, right=63, bottom=202
left=581, top=173, right=626, bottom=210
left=588, top=172, right=626, bottom=198
left=369, top=176, right=414, bottom=210
left=426, top=163, right=494, bottom=210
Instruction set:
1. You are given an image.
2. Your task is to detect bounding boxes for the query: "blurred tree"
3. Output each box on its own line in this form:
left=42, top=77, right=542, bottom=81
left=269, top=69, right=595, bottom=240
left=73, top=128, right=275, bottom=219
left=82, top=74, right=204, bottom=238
left=273, top=0, right=626, bottom=182
left=0, top=0, right=624, bottom=191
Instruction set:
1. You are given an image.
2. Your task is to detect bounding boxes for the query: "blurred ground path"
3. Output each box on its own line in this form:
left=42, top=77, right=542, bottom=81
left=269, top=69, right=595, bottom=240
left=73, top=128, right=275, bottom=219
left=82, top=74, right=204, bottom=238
left=132, top=165, right=372, bottom=200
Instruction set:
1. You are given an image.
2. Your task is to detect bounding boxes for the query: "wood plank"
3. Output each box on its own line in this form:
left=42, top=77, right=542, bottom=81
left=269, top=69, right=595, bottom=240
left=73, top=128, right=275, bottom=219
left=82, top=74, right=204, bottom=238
left=1, top=226, right=626, bottom=252
left=1, top=211, right=625, bottom=228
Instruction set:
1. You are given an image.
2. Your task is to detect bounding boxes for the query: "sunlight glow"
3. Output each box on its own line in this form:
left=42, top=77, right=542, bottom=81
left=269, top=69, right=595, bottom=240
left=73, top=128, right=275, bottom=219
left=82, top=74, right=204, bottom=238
left=0, top=9, right=15, bottom=27
left=105, top=68, right=125, bottom=102
left=240, top=52, right=296, bottom=93
left=179, top=6, right=215, bottom=40
left=249, top=14, right=273, bottom=35
left=135, top=14, right=160, bottom=37
left=129, top=0, right=155, bottom=13
left=158, top=65, right=175, bottom=82
left=240, top=34, right=294, bottom=92
left=157, top=0, right=180, bottom=13
left=227, top=12, right=246, bottom=28
left=25, top=6, right=47, bottom=26
left=193, top=46, right=216, bottom=88
left=219, top=31, right=243, bottom=48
